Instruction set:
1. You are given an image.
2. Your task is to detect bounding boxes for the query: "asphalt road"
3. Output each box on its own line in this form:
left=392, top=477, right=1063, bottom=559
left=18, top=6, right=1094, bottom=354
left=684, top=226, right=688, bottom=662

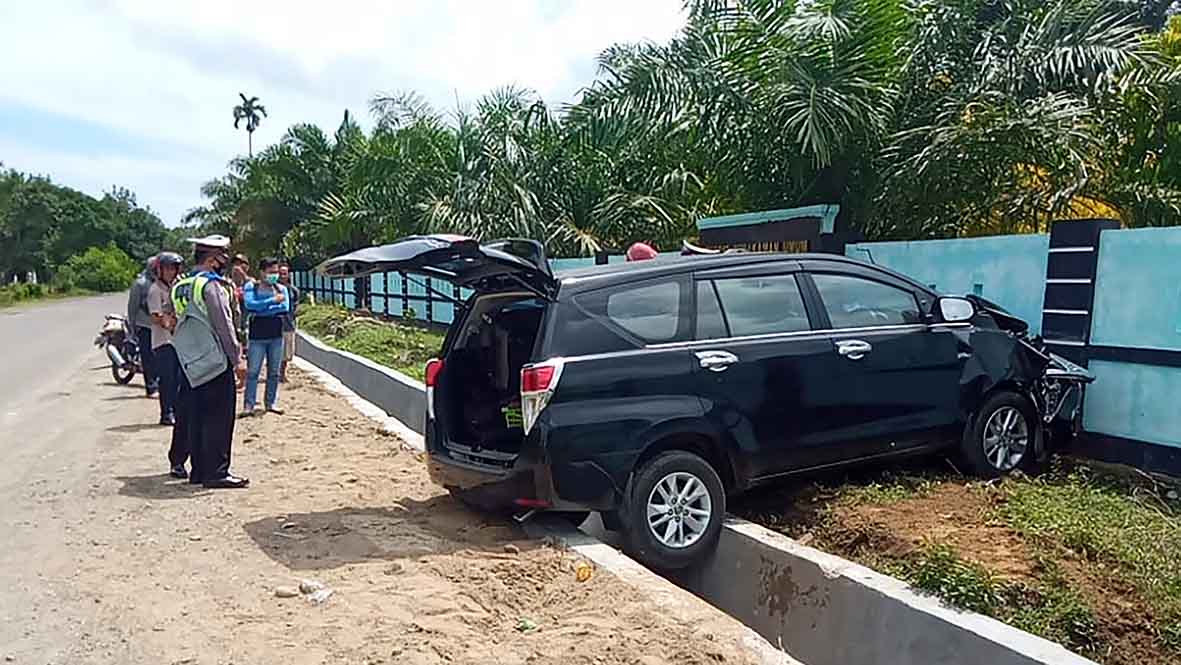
left=0, top=294, right=143, bottom=661
left=0, top=293, right=132, bottom=418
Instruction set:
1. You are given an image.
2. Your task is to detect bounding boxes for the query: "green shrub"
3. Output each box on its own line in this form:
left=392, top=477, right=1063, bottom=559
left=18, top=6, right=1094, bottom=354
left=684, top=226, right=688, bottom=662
left=0, top=282, right=49, bottom=306
left=55, top=244, right=139, bottom=293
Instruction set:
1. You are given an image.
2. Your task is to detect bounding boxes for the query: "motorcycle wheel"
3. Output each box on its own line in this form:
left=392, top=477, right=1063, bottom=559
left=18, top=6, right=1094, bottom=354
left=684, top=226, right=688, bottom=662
left=112, top=363, right=136, bottom=385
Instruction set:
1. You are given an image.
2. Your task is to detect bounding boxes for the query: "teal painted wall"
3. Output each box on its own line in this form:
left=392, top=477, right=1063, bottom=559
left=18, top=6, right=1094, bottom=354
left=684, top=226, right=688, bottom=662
left=846, top=235, right=1050, bottom=333
left=1083, top=227, right=1181, bottom=449
left=1083, top=361, right=1181, bottom=448
left=1090, top=227, right=1181, bottom=352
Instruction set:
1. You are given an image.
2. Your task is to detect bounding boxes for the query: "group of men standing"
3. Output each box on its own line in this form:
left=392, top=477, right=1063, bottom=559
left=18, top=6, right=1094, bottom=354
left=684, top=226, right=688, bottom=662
left=125, top=234, right=301, bottom=490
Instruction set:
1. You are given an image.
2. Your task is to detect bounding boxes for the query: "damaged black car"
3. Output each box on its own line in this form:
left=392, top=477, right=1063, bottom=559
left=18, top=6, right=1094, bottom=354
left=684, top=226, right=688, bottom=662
left=320, top=236, right=1094, bottom=571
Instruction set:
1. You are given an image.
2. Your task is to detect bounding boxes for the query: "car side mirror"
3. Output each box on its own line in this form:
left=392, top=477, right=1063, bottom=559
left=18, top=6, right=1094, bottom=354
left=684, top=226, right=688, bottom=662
left=938, top=297, right=975, bottom=323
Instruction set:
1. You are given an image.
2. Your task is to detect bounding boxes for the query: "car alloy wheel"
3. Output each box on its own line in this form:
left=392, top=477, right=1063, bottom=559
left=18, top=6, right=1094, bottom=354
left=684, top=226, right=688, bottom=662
left=646, top=471, right=712, bottom=549
left=983, top=405, right=1029, bottom=472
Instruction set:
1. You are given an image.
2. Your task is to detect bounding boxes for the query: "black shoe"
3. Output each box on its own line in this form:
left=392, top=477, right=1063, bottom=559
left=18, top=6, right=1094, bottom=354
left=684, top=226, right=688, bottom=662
left=160, top=414, right=176, bottom=426
left=266, top=406, right=285, bottom=415
left=169, top=466, right=188, bottom=479
left=203, top=475, right=250, bottom=489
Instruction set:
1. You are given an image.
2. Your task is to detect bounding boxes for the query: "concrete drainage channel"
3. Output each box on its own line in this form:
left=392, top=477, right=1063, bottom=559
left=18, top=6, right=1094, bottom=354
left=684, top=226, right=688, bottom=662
left=295, top=331, right=1097, bottom=665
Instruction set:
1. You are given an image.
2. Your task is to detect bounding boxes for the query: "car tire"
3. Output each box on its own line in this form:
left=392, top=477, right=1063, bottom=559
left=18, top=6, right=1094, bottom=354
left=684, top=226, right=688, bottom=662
left=962, top=391, right=1037, bottom=478
left=623, top=451, right=725, bottom=571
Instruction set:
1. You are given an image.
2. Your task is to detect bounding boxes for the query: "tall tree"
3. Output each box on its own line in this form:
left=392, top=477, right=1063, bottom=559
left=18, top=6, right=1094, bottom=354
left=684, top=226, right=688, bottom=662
left=188, top=1, right=1181, bottom=264
left=233, top=93, right=268, bottom=157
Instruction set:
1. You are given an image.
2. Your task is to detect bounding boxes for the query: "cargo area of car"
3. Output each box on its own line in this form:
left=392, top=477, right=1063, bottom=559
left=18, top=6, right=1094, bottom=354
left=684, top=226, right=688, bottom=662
left=436, top=292, right=547, bottom=458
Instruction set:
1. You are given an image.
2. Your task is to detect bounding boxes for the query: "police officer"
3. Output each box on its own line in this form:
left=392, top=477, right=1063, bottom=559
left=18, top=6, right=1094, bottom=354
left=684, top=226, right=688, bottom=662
left=171, top=235, right=249, bottom=489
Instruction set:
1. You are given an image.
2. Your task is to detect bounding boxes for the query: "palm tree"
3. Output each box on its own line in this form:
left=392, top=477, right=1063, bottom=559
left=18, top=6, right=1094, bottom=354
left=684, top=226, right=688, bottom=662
left=233, top=93, right=268, bottom=157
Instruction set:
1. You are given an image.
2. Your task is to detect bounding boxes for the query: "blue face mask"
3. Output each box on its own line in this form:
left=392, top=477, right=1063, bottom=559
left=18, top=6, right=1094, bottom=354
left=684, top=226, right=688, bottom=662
left=265, top=273, right=280, bottom=285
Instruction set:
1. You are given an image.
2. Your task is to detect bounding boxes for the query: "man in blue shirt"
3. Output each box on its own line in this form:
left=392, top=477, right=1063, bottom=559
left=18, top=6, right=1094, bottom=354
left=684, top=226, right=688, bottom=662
left=242, top=257, right=289, bottom=415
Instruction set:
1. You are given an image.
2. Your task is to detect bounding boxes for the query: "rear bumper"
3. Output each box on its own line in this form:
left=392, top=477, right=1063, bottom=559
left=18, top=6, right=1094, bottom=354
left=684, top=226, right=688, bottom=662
left=425, top=431, right=622, bottom=512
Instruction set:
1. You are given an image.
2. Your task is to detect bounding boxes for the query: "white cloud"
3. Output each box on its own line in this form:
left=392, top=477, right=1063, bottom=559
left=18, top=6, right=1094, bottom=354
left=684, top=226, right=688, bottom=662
left=0, top=0, right=684, bottom=225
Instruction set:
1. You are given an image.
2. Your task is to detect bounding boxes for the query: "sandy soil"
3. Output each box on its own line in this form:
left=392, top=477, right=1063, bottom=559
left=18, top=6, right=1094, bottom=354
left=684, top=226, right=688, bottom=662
left=2, top=364, right=760, bottom=665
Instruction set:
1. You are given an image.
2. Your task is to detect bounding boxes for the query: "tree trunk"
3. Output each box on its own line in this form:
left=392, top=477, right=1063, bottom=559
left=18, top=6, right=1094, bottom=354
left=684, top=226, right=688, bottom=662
left=248, top=130, right=253, bottom=158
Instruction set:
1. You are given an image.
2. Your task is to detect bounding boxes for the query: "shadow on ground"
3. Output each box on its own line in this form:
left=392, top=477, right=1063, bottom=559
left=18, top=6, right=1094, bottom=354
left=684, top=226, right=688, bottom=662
left=116, top=473, right=207, bottom=500
left=103, top=394, right=147, bottom=402
left=244, top=494, right=531, bottom=570
left=106, top=422, right=166, bottom=433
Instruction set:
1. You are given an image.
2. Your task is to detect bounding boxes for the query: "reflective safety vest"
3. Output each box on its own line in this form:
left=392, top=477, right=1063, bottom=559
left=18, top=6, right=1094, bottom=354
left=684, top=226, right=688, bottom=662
left=170, top=272, right=231, bottom=387
left=171, top=272, right=216, bottom=319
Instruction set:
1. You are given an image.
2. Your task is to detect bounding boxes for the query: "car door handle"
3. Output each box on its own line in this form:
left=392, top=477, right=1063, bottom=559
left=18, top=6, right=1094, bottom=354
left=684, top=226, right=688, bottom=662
left=836, top=340, right=873, bottom=360
left=696, top=350, right=739, bottom=372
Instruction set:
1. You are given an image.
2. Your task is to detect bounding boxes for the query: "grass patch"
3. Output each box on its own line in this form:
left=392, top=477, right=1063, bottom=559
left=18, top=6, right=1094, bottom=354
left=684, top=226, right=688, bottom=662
left=898, top=542, right=1002, bottom=614
left=297, top=304, right=445, bottom=381
left=997, top=463, right=1181, bottom=647
left=0, top=283, right=92, bottom=308
left=889, top=542, right=1100, bottom=653
left=839, top=469, right=942, bottom=505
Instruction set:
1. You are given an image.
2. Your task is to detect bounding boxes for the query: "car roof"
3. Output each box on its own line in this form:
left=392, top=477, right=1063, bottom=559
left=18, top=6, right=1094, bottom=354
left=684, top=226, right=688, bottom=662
left=554, top=252, right=934, bottom=297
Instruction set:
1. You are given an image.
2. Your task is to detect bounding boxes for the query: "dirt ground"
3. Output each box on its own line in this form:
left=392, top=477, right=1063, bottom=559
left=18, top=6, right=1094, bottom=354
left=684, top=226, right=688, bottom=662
left=3, top=365, right=761, bottom=665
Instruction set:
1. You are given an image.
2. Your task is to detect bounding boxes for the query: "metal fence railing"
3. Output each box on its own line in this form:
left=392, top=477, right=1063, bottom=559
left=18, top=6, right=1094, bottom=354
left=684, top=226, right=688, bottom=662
left=293, top=270, right=472, bottom=326
left=293, top=254, right=630, bottom=326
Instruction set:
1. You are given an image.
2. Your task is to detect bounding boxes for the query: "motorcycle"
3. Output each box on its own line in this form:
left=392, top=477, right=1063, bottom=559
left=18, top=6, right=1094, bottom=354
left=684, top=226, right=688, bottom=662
left=94, top=314, right=141, bottom=385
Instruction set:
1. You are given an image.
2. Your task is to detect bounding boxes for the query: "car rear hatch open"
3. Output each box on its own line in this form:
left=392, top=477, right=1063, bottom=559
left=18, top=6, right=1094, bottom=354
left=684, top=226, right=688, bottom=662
left=317, top=234, right=558, bottom=300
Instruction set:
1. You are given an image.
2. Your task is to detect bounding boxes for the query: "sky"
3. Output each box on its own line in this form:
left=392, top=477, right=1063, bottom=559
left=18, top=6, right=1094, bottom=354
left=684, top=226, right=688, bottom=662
left=0, top=0, right=685, bottom=226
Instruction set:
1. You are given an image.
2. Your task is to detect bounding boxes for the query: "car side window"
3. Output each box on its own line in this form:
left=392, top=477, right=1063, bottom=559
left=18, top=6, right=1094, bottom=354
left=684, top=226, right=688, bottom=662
left=708, top=274, right=811, bottom=337
left=812, top=273, right=921, bottom=328
left=603, top=280, right=682, bottom=343
left=695, top=280, right=729, bottom=339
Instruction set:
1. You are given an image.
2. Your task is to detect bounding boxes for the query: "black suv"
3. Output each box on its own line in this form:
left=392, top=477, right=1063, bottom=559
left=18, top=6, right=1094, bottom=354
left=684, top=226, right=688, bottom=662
left=321, top=235, right=1091, bottom=570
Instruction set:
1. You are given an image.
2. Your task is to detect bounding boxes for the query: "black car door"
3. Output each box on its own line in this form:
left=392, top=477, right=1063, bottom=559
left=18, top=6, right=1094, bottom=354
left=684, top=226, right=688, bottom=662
left=801, top=266, right=963, bottom=458
left=690, top=264, right=846, bottom=480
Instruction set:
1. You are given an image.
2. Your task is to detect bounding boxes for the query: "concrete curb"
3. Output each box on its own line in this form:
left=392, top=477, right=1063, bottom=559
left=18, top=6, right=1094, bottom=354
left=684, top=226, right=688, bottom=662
left=295, top=330, right=426, bottom=434
left=294, top=332, right=1096, bottom=665
left=678, top=518, right=1097, bottom=665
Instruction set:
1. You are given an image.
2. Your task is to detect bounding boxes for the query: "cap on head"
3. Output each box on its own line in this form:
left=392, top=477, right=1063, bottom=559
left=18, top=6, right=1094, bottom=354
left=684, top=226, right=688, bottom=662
left=185, top=234, right=232, bottom=250
left=626, top=242, right=658, bottom=262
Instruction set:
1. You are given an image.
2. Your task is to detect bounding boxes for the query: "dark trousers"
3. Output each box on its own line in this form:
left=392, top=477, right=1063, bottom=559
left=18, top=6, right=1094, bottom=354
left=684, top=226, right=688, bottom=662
left=136, top=327, right=158, bottom=395
left=179, top=368, right=237, bottom=483
left=155, top=344, right=180, bottom=421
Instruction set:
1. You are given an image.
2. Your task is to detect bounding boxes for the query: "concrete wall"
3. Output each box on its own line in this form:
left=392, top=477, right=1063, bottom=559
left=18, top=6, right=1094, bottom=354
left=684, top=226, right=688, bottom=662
left=679, top=519, right=1095, bottom=665
left=846, top=235, right=1050, bottom=334
left=294, top=331, right=426, bottom=434
left=1083, top=227, right=1181, bottom=448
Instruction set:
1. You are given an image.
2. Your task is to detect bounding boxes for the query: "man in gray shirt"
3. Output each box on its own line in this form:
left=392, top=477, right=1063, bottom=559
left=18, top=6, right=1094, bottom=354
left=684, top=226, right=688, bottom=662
left=126, top=256, right=160, bottom=397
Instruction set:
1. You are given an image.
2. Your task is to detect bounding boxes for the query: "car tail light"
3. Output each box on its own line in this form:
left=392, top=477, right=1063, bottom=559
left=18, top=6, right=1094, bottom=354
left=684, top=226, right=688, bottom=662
left=520, top=359, right=564, bottom=435
left=521, top=364, right=556, bottom=392
left=425, top=358, right=443, bottom=420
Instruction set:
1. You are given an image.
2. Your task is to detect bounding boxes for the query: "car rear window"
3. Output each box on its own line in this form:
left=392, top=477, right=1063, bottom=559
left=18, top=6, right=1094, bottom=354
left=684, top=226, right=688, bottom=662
left=605, top=281, right=682, bottom=342
left=703, top=274, right=811, bottom=337
left=561, top=277, right=689, bottom=352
